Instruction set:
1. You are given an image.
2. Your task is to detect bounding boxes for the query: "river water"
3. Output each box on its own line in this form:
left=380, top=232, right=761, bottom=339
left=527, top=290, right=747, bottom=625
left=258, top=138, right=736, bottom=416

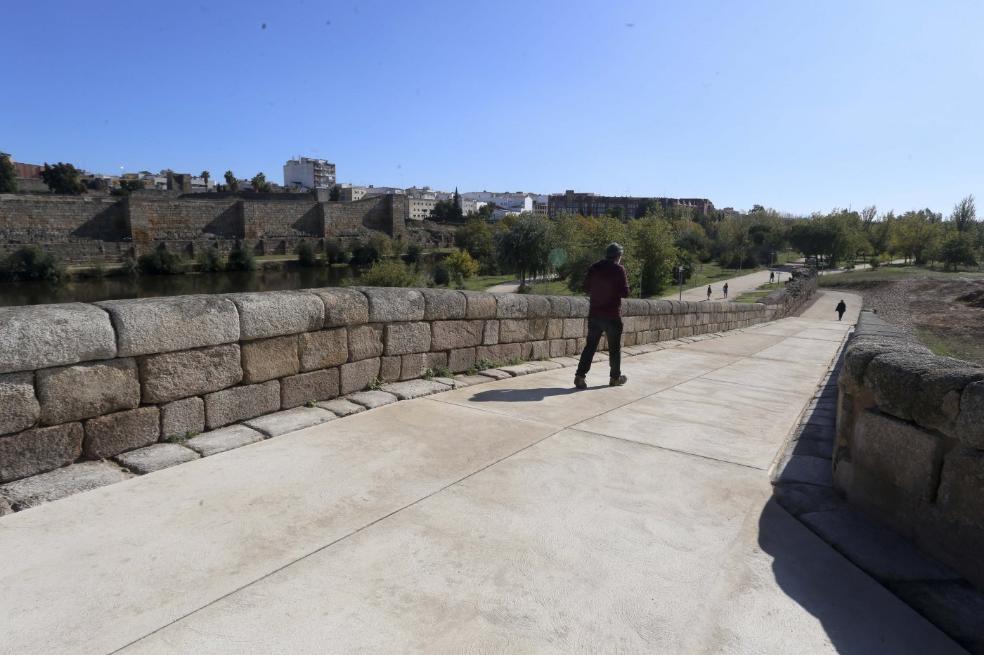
left=0, top=267, right=357, bottom=307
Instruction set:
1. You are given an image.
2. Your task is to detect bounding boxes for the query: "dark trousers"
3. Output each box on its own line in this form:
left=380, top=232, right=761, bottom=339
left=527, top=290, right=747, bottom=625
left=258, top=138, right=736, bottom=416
left=576, top=317, right=623, bottom=378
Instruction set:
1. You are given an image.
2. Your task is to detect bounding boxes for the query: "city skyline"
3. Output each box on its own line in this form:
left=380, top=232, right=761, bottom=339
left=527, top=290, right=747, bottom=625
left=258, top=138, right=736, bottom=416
left=4, top=0, right=983, bottom=216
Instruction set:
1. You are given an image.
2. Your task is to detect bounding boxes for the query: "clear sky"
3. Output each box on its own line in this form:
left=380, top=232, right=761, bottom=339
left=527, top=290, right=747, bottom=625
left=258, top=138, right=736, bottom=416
left=3, top=1, right=982, bottom=215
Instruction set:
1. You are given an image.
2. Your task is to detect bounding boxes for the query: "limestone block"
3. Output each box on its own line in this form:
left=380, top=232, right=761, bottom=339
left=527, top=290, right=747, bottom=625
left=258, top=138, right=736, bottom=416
left=623, top=298, right=650, bottom=316
left=549, top=339, right=567, bottom=358
left=358, top=287, right=424, bottom=323
left=348, top=325, right=384, bottom=361
left=495, top=294, right=527, bottom=318
left=853, top=410, right=942, bottom=503
left=0, top=303, right=116, bottom=374
left=400, top=352, right=448, bottom=381
left=912, top=365, right=984, bottom=434
left=280, top=369, right=340, bottom=408
left=937, top=448, right=984, bottom=528
left=864, top=352, right=941, bottom=421
left=477, top=343, right=522, bottom=364
left=483, top=320, right=500, bottom=345
left=83, top=407, right=160, bottom=459
left=140, top=344, right=242, bottom=403
left=384, top=322, right=431, bottom=355
left=347, top=390, right=398, bottom=409
left=529, top=318, right=548, bottom=340
left=453, top=374, right=493, bottom=386
left=245, top=406, right=335, bottom=437
left=0, top=423, right=83, bottom=483
left=530, top=340, right=550, bottom=360
left=420, top=288, right=466, bottom=320
left=227, top=291, right=324, bottom=340
left=204, top=381, right=280, bottom=430
left=380, top=379, right=451, bottom=400
left=161, top=397, right=205, bottom=439
left=311, top=288, right=369, bottom=327
left=241, top=336, right=300, bottom=384
left=98, top=295, right=239, bottom=357
left=478, top=369, right=511, bottom=380
left=526, top=295, right=551, bottom=318
left=298, top=328, right=348, bottom=372
left=431, top=320, right=484, bottom=350
left=115, top=443, right=199, bottom=474
left=185, top=425, right=265, bottom=457
left=460, top=291, right=497, bottom=319
left=0, top=461, right=130, bottom=510
left=546, top=319, right=564, bottom=340
left=566, top=339, right=580, bottom=356
left=315, top=398, right=365, bottom=417
left=499, top=319, right=532, bottom=343
left=380, top=356, right=402, bottom=383
left=448, top=348, right=477, bottom=373
left=956, top=382, right=984, bottom=448
left=0, top=372, right=39, bottom=436
left=547, top=296, right=571, bottom=318
left=563, top=318, right=586, bottom=339
left=340, top=358, right=381, bottom=395
left=568, top=297, right=590, bottom=318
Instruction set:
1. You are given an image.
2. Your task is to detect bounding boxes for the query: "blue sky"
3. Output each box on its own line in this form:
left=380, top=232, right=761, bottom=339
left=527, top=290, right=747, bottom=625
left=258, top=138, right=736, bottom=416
left=3, top=1, right=982, bottom=215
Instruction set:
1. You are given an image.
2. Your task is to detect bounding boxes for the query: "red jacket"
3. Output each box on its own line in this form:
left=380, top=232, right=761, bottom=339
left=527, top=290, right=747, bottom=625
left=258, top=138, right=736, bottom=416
left=584, top=259, right=629, bottom=318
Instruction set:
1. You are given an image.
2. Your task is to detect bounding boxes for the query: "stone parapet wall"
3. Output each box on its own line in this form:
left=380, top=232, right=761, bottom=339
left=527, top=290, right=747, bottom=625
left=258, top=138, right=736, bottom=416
left=0, top=289, right=766, bottom=485
left=762, top=268, right=818, bottom=320
left=835, top=310, right=984, bottom=587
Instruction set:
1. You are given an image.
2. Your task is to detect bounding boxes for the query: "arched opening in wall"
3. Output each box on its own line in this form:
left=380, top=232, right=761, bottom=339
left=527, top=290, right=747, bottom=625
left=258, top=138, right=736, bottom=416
left=277, top=240, right=287, bottom=255
left=254, top=240, right=265, bottom=256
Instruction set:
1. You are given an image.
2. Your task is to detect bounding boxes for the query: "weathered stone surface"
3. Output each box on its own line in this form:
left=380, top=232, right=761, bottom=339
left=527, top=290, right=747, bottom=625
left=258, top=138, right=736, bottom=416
left=315, top=398, right=365, bottom=417
left=563, top=318, right=586, bottom=339
left=380, top=379, right=451, bottom=400
left=0, top=423, right=83, bottom=483
left=776, top=454, right=833, bottom=487
left=83, top=407, right=160, bottom=459
left=204, top=381, right=280, bottom=430
left=161, top=397, right=205, bottom=439
left=547, top=296, right=571, bottom=318
left=346, top=390, right=398, bottom=409
left=448, top=348, right=477, bottom=373
left=311, top=288, right=369, bottom=327
left=863, top=351, right=939, bottom=421
left=245, top=407, right=335, bottom=437
left=384, top=322, right=431, bottom=355
left=853, top=410, right=941, bottom=503
left=477, top=343, right=522, bottom=364
left=546, top=319, right=564, bottom=340
left=494, top=294, right=527, bottom=318
left=280, top=369, right=340, bottom=408
left=0, top=461, right=130, bottom=510
left=298, top=328, right=347, bottom=372
left=339, top=358, right=380, bottom=395
left=115, top=443, right=199, bottom=474
left=241, top=336, right=300, bottom=384
left=478, top=368, right=511, bottom=380
left=452, top=374, right=492, bottom=386
left=460, top=291, right=497, bottom=319
left=498, top=319, right=532, bottom=343
left=529, top=340, right=550, bottom=361
left=185, top=425, right=265, bottom=457
left=400, top=352, right=448, bottom=381
left=97, top=295, right=239, bottom=357
left=431, top=320, right=484, bottom=350
left=432, top=377, right=457, bottom=388
left=420, top=288, right=466, bottom=320
left=358, top=287, right=424, bottom=323
left=499, top=361, right=564, bottom=376
left=141, top=345, right=242, bottom=403
left=482, top=320, right=499, bottom=345
left=773, top=482, right=847, bottom=517
left=937, top=448, right=984, bottom=528
left=380, top=356, right=402, bottom=383
left=0, top=372, right=39, bottom=436
left=0, top=303, right=116, bottom=374
left=956, top=381, right=984, bottom=448
left=227, top=291, right=324, bottom=341
left=347, top=325, right=383, bottom=361
left=568, top=296, right=590, bottom=318
left=526, top=295, right=550, bottom=318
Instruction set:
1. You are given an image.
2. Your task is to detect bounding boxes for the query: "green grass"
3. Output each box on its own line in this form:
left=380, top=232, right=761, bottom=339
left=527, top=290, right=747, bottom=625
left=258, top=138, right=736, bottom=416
left=733, top=282, right=784, bottom=304
left=819, top=264, right=984, bottom=287
left=459, top=274, right=514, bottom=291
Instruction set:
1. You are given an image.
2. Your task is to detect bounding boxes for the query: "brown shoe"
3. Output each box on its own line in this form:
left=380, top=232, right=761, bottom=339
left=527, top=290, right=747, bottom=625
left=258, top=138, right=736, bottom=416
left=574, top=375, right=587, bottom=389
left=609, top=375, right=627, bottom=386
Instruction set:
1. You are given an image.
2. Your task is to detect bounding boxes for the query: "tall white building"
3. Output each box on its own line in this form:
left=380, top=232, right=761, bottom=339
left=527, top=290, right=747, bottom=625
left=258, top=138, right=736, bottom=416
left=283, top=157, right=336, bottom=190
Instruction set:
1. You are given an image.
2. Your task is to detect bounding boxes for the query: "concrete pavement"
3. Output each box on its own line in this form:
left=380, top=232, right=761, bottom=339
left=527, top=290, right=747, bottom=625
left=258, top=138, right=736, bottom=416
left=0, top=291, right=962, bottom=654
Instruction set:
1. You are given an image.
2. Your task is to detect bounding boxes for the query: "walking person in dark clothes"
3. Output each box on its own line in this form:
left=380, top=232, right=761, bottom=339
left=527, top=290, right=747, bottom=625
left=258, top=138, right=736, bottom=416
left=574, top=243, right=629, bottom=389
left=836, top=299, right=847, bottom=321
left=706, top=285, right=712, bottom=300
left=723, top=282, right=729, bottom=299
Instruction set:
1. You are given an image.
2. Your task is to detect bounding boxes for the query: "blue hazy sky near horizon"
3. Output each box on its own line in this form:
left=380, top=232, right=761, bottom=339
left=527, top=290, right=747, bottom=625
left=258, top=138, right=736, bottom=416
left=2, top=0, right=982, bottom=216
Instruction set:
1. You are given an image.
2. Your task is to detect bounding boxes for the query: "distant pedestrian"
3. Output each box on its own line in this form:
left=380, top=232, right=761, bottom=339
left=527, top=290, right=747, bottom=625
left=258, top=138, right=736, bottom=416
left=706, top=285, right=712, bottom=300
left=723, top=282, right=729, bottom=299
left=574, top=243, right=630, bottom=390
left=836, top=299, right=847, bottom=321
left=769, top=271, right=775, bottom=283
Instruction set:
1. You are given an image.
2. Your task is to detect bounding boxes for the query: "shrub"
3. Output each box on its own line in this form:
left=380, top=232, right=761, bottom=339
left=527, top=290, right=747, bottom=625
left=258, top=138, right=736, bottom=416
left=138, top=247, right=185, bottom=275
left=433, top=263, right=451, bottom=286
left=0, top=246, right=65, bottom=282
left=360, top=259, right=419, bottom=287
left=227, top=243, right=257, bottom=271
left=405, top=242, right=422, bottom=264
left=325, top=239, right=350, bottom=265
left=197, top=246, right=224, bottom=272
left=444, top=248, right=479, bottom=286
left=350, top=240, right=380, bottom=268
left=297, top=241, right=319, bottom=267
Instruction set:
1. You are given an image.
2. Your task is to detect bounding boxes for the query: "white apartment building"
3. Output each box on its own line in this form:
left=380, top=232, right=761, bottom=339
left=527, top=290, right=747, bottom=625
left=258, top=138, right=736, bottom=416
left=409, top=196, right=438, bottom=220
left=283, top=157, right=336, bottom=190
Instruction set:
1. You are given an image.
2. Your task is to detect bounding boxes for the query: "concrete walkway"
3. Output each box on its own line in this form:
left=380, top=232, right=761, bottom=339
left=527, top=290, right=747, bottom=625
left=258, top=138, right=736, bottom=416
left=0, top=292, right=962, bottom=654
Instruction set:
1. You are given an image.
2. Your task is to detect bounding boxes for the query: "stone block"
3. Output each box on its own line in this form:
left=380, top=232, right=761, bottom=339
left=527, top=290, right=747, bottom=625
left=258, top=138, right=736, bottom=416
left=280, top=369, right=340, bottom=408
left=623, top=298, right=650, bottom=316
left=912, top=365, right=984, bottom=434
left=0, top=461, right=129, bottom=510
left=340, top=358, right=381, bottom=394
left=115, top=443, right=199, bottom=474
left=97, top=295, right=239, bottom=357
left=311, top=288, right=369, bottom=327
left=453, top=374, right=493, bottom=386
left=956, top=381, right=984, bottom=448
left=431, top=320, right=484, bottom=350
left=530, top=340, right=550, bottom=360
left=298, top=328, right=348, bottom=372
left=549, top=339, right=567, bottom=358
left=499, top=319, right=532, bottom=343
left=348, top=325, right=384, bottom=361
left=495, top=294, right=527, bottom=318
left=862, top=351, right=936, bottom=421
left=448, top=348, right=477, bottom=373
left=140, top=344, right=243, bottom=403
left=0, top=423, right=83, bottom=483
left=358, top=287, right=424, bottom=322
left=227, top=291, right=324, bottom=340
left=478, top=369, right=511, bottom=380
left=566, top=339, right=580, bottom=356
left=380, top=356, right=402, bottom=383
left=546, top=319, right=564, bottom=340
left=477, top=343, right=522, bottom=364
left=316, top=398, right=365, bottom=417
left=400, top=352, right=448, bottom=380
left=83, top=407, right=160, bottom=459
left=0, top=372, right=39, bottom=436
left=241, top=336, right=300, bottom=384
left=852, top=410, right=942, bottom=503
left=0, top=303, right=116, bottom=374
left=776, top=454, right=832, bottom=487
left=347, top=390, right=398, bottom=409
left=420, top=288, right=466, bottom=319
left=568, top=297, right=590, bottom=318
left=384, top=322, right=431, bottom=355
left=245, top=406, right=335, bottom=437
left=380, top=379, right=451, bottom=400
left=547, top=296, right=571, bottom=318
left=937, top=448, right=984, bottom=528
left=563, top=318, right=586, bottom=339
left=461, top=291, right=497, bottom=319
left=526, top=295, right=550, bottom=318
left=204, top=381, right=281, bottom=430
left=161, top=397, right=205, bottom=439
left=185, top=425, right=265, bottom=457
left=482, top=320, right=499, bottom=345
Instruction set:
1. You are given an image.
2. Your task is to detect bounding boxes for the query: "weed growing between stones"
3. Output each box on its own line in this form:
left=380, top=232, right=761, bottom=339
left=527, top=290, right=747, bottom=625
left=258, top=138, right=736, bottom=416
left=365, top=376, right=382, bottom=391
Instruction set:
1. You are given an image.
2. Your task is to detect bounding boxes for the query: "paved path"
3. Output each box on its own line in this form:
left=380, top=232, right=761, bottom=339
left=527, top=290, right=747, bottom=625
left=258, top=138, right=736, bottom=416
left=0, top=292, right=961, bottom=654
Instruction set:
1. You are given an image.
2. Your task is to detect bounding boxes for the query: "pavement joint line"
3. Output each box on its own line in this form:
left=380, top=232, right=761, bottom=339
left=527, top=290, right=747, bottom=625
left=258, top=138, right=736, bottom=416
left=107, top=421, right=571, bottom=655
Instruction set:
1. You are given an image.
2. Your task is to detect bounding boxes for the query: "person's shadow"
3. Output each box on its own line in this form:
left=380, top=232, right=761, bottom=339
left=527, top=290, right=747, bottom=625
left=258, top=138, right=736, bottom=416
left=468, top=387, right=604, bottom=402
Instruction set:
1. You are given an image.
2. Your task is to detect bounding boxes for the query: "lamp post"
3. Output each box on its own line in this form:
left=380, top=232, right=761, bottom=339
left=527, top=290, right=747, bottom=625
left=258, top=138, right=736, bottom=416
left=677, top=265, right=684, bottom=301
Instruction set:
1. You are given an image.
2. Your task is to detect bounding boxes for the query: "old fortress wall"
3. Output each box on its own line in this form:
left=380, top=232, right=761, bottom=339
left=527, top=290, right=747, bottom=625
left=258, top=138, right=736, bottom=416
left=0, top=192, right=410, bottom=264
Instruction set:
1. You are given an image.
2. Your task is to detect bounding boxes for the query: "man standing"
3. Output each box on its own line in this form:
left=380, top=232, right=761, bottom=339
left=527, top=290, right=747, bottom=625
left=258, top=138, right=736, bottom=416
left=836, top=299, right=847, bottom=321
left=574, top=243, right=629, bottom=389
left=723, top=282, right=729, bottom=299
left=706, top=285, right=712, bottom=300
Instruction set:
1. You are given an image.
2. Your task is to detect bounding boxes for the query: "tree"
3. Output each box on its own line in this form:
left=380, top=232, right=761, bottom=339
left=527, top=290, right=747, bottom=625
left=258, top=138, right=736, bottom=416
left=950, top=195, right=977, bottom=233
left=0, top=246, right=65, bottom=282
left=40, top=162, right=86, bottom=194
left=495, top=213, right=553, bottom=288
left=361, top=259, right=418, bottom=287
left=250, top=172, right=272, bottom=193
left=891, top=211, right=942, bottom=265
left=114, top=179, right=146, bottom=195
left=224, top=170, right=239, bottom=192
left=629, top=216, right=677, bottom=296
left=329, top=184, right=341, bottom=201
left=431, top=198, right=463, bottom=223
left=0, top=152, right=17, bottom=193
left=939, top=232, right=977, bottom=271
left=200, top=171, right=210, bottom=186
left=443, top=249, right=479, bottom=286
left=455, top=218, right=496, bottom=272
left=226, top=241, right=256, bottom=271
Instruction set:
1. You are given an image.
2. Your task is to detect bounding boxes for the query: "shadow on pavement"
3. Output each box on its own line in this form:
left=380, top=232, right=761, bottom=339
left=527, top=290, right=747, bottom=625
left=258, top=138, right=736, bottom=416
left=468, top=387, right=603, bottom=402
